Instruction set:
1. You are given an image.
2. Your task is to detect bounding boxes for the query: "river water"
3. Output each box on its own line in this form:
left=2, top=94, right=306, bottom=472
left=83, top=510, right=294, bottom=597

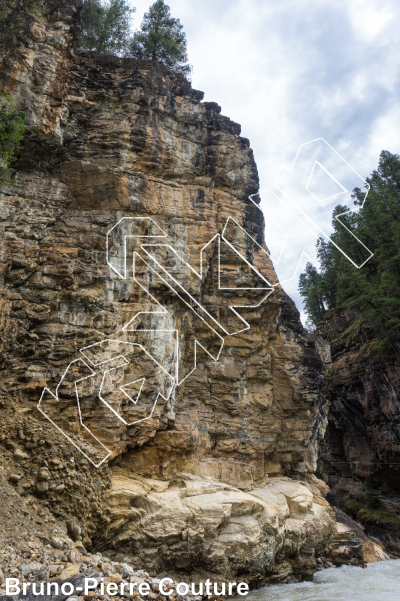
left=242, top=559, right=400, bottom=601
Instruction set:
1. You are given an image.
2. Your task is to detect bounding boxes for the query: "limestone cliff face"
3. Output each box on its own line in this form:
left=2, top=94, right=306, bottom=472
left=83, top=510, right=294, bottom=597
left=0, top=1, right=377, bottom=584
left=317, top=310, right=400, bottom=556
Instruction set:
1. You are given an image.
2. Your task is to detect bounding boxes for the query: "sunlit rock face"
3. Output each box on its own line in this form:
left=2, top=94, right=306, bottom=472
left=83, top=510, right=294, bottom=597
left=0, top=0, right=376, bottom=584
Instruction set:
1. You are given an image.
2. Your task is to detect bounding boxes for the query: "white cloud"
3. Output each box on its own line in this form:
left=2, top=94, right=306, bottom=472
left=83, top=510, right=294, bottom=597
left=129, top=0, right=400, bottom=320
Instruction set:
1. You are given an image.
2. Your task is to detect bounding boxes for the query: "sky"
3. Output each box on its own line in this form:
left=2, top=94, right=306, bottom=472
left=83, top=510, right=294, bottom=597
left=128, top=0, right=400, bottom=320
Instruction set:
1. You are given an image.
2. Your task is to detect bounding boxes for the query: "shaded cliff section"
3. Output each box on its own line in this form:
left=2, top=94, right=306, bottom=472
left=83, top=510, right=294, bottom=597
left=317, top=309, right=400, bottom=556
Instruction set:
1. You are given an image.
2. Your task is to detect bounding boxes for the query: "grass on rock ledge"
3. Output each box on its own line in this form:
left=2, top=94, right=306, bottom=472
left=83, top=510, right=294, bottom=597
left=345, top=499, right=400, bottom=528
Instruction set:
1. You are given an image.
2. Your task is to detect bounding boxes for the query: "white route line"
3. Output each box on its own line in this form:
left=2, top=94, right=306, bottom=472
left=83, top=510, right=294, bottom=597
left=275, top=138, right=374, bottom=272
left=40, top=211, right=275, bottom=464
left=39, top=140, right=375, bottom=467
left=38, top=341, right=175, bottom=466
left=106, top=216, right=168, bottom=279
left=248, top=138, right=374, bottom=287
left=305, top=160, right=347, bottom=203
left=120, top=377, right=145, bottom=404
left=37, top=358, right=111, bottom=468
left=127, top=251, right=224, bottom=385
left=80, top=339, right=175, bottom=426
left=139, top=226, right=273, bottom=331
left=109, top=215, right=274, bottom=384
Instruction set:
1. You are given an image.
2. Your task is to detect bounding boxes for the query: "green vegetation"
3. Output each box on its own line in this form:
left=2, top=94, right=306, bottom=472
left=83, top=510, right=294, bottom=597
left=0, top=0, right=135, bottom=58
left=298, top=263, right=326, bottom=326
left=345, top=500, right=400, bottom=527
left=363, top=479, right=380, bottom=509
left=322, top=367, right=334, bottom=391
left=330, top=315, right=364, bottom=350
left=0, top=0, right=41, bottom=58
left=1, top=0, right=191, bottom=77
left=128, top=0, right=191, bottom=76
left=0, top=93, right=26, bottom=190
left=76, top=0, right=191, bottom=76
left=299, top=151, right=400, bottom=347
left=345, top=480, right=400, bottom=527
left=314, top=463, right=324, bottom=478
left=76, top=0, right=135, bottom=55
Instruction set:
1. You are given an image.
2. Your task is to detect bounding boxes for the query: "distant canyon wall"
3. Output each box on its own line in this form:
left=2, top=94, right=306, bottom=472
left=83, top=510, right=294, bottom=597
left=317, top=310, right=400, bottom=556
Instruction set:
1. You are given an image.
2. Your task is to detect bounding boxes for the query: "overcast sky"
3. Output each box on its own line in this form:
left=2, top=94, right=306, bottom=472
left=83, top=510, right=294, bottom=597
left=129, top=0, right=400, bottom=320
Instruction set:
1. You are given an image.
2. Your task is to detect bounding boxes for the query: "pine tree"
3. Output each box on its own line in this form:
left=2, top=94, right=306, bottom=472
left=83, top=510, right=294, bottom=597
left=76, top=0, right=135, bottom=56
left=298, top=261, right=326, bottom=326
left=298, top=151, right=400, bottom=344
left=128, top=0, right=191, bottom=77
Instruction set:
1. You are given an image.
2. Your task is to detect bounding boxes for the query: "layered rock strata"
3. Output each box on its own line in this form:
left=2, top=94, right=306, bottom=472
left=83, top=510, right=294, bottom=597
left=317, top=310, right=400, bottom=556
left=0, top=0, right=385, bottom=584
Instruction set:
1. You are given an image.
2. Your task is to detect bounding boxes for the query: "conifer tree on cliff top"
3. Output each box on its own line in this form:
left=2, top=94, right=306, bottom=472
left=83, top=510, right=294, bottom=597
left=76, top=0, right=135, bottom=55
left=298, top=150, right=400, bottom=345
left=128, top=0, right=191, bottom=77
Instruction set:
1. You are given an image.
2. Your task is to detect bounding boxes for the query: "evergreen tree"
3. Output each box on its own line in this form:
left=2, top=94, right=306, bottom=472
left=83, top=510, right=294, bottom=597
left=128, top=0, right=191, bottom=77
left=298, top=150, right=400, bottom=345
left=76, top=0, right=135, bottom=56
left=298, top=261, right=326, bottom=326
left=0, top=94, right=26, bottom=190
left=315, top=237, right=338, bottom=308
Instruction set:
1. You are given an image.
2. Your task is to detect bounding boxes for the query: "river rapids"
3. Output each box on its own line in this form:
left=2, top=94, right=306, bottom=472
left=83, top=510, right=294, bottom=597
left=240, top=559, right=400, bottom=601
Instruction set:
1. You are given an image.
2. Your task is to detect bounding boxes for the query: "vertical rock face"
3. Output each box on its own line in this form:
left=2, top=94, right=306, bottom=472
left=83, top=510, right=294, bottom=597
left=0, top=1, right=374, bottom=583
left=0, top=1, right=322, bottom=481
left=317, top=310, right=400, bottom=556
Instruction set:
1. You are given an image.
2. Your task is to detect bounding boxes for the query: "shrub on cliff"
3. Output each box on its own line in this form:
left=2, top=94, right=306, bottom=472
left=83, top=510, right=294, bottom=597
left=299, top=150, right=400, bottom=346
left=127, top=0, right=191, bottom=77
left=345, top=498, right=400, bottom=530
left=0, top=93, right=26, bottom=191
left=76, top=0, right=135, bottom=55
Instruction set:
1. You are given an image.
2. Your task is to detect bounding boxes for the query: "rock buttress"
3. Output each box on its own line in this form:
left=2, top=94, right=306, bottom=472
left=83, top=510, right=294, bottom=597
left=0, top=1, right=379, bottom=585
